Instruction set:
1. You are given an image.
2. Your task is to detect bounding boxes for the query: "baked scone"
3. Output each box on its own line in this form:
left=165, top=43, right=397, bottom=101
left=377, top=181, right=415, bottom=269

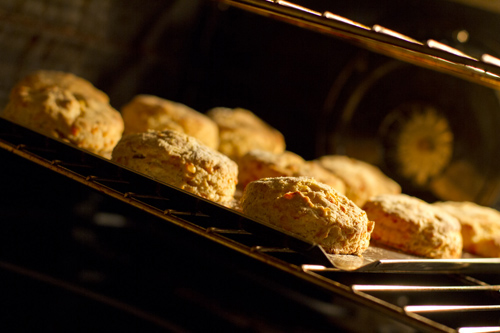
left=206, top=107, right=286, bottom=161
left=111, top=130, right=238, bottom=205
left=240, top=177, right=374, bottom=255
left=237, top=149, right=306, bottom=189
left=1, top=70, right=124, bottom=158
left=363, top=194, right=462, bottom=259
left=316, top=155, right=401, bottom=207
left=237, top=150, right=346, bottom=195
left=433, top=201, right=500, bottom=257
left=295, top=162, right=346, bottom=195
left=9, top=69, right=110, bottom=103
left=121, top=95, right=219, bottom=149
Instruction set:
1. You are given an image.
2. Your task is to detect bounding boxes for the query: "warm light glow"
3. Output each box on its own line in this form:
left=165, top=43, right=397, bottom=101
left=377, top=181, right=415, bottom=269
left=427, top=39, right=477, bottom=60
left=405, top=305, right=500, bottom=313
left=373, top=25, right=423, bottom=45
left=352, top=285, right=500, bottom=292
left=274, top=0, right=321, bottom=16
left=458, top=327, right=500, bottom=333
left=302, top=264, right=326, bottom=271
left=456, top=30, right=470, bottom=43
left=482, top=54, right=500, bottom=67
left=323, top=11, right=370, bottom=30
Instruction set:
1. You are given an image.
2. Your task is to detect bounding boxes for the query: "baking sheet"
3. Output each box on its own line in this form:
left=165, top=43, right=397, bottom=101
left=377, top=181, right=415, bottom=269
left=326, top=244, right=500, bottom=273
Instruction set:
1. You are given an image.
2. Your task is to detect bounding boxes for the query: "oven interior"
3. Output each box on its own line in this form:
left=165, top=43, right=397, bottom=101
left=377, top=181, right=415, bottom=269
left=2, top=0, right=500, bottom=331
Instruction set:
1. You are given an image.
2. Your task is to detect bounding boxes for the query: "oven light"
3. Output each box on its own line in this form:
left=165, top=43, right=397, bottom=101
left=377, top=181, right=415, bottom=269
left=458, top=327, right=500, bottom=333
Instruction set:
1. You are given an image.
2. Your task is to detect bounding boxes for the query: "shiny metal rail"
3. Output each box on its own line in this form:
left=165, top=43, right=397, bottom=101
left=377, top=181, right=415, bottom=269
left=214, top=0, right=500, bottom=90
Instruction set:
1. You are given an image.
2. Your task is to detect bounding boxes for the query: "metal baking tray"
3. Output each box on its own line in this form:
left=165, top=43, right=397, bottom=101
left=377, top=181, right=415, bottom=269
left=326, top=245, right=500, bottom=273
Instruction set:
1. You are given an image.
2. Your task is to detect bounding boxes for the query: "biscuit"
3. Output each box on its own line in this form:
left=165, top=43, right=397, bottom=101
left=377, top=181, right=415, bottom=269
left=316, top=155, right=401, bottom=207
left=237, top=149, right=306, bottom=189
left=206, top=107, right=286, bottom=160
left=363, top=194, right=462, bottom=259
left=111, top=130, right=238, bottom=204
left=1, top=70, right=123, bottom=158
left=433, top=201, right=500, bottom=257
left=240, top=177, right=374, bottom=255
left=11, top=69, right=110, bottom=103
left=121, top=95, right=219, bottom=149
left=295, top=162, right=346, bottom=195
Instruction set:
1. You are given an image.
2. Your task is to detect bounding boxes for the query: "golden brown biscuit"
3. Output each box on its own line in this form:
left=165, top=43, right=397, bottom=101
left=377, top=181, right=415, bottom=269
left=11, top=69, right=110, bottom=103
left=433, top=201, right=500, bottom=257
left=240, top=177, right=374, bottom=255
left=316, top=155, right=401, bottom=207
left=1, top=70, right=123, bottom=158
left=237, top=149, right=306, bottom=189
left=295, top=161, right=346, bottom=195
left=111, top=130, right=238, bottom=205
left=206, top=107, right=286, bottom=161
left=237, top=150, right=346, bottom=194
left=363, top=194, right=462, bottom=259
left=121, top=95, right=219, bottom=149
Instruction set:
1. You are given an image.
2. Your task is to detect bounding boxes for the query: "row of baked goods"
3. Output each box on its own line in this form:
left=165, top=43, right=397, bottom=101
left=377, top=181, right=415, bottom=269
left=2, top=70, right=499, bottom=261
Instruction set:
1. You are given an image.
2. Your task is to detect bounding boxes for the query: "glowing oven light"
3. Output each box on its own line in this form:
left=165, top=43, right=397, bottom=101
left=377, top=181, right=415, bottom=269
left=458, top=327, right=500, bottom=333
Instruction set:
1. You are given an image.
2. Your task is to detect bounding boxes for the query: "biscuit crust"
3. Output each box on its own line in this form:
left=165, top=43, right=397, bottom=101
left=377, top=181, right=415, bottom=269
left=238, top=150, right=346, bottom=194
left=121, top=95, right=219, bottom=149
left=433, top=201, right=500, bottom=257
left=316, top=155, right=401, bottom=207
left=237, top=150, right=305, bottom=188
left=1, top=70, right=123, bottom=158
left=363, top=194, right=463, bottom=259
left=241, top=177, right=374, bottom=255
left=207, top=107, right=285, bottom=160
left=111, top=130, right=238, bottom=204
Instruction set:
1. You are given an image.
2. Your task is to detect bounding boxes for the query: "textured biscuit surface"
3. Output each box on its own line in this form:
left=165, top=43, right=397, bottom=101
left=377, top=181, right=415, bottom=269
left=1, top=70, right=123, bottom=158
left=433, top=201, right=500, bottom=257
left=237, top=150, right=305, bottom=188
left=363, top=194, right=463, bottom=259
left=111, top=130, right=238, bottom=204
left=295, top=162, right=346, bottom=195
left=237, top=150, right=346, bottom=194
left=121, top=95, right=219, bottom=149
left=206, top=107, right=285, bottom=160
left=240, top=177, right=374, bottom=255
left=316, top=155, right=401, bottom=207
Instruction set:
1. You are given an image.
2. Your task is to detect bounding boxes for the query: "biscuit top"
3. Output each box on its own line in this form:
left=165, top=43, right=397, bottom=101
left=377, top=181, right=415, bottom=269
left=121, top=95, right=219, bottom=149
left=2, top=72, right=123, bottom=158
left=111, top=130, right=238, bottom=204
left=317, top=155, right=401, bottom=206
left=295, top=161, right=346, bottom=195
left=207, top=107, right=286, bottom=159
left=433, top=201, right=500, bottom=234
left=241, top=177, right=373, bottom=255
left=367, top=194, right=461, bottom=235
left=116, top=130, right=235, bottom=176
left=12, top=69, right=109, bottom=103
left=237, top=149, right=306, bottom=188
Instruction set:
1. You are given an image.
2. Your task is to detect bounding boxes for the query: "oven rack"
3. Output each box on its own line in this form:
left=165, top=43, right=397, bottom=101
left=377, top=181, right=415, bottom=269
left=215, top=0, right=500, bottom=91
left=1, top=117, right=500, bottom=332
